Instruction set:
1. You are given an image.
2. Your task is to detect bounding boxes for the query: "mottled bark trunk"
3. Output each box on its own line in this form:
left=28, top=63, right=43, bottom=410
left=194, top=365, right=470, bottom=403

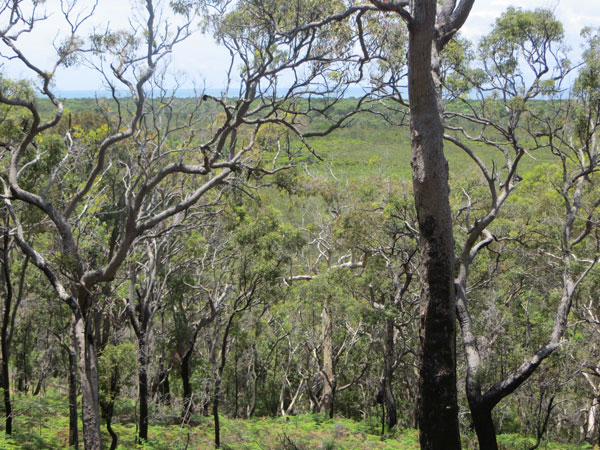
left=409, top=1, right=460, bottom=448
left=321, top=296, right=334, bottom=417
left=586, top=398, right=599, bottom=444
left=73, top=312, right=102, bottom=450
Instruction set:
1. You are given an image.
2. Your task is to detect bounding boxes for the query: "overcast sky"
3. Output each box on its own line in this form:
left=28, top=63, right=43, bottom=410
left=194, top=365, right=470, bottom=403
left=1, top=0, right=598, bottom=92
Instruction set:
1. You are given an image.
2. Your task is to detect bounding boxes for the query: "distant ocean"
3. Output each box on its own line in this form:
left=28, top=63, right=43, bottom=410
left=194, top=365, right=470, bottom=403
left=53, top=87, right=374, bottom=99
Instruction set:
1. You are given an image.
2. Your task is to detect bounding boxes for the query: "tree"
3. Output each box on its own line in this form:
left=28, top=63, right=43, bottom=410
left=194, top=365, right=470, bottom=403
left=367, top=0, right=475, bottom=447
left=125, top=221, right=190, bottom=441
left=0, top=215, right=29, bottom=435
left=0, top=0, right=373, bottom=447
left=445, top=12, right=599, bottom=449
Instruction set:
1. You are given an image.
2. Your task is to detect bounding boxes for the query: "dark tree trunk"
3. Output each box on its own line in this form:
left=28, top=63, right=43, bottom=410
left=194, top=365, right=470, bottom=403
left=470, top=402, right=498, bottom=450
left=181, top=348, right=194, bottom=424
left=367, top=0, right=475, bottom=446
left=383, top=317, right=397, bottom=429
left=328, top=387, right=336, bottom=419
left=408, top=1, right=460, bottom=447
left=32, top=378, right=42, bottom=396
left=103, top=372, right=120, bottom=450
left=213, top=376, right=222, bottom=449
left=126, top=270, right=153, bottom=443
left=137, top=333, right=149, bottom=442
left=156, top=361, right=171, bottom=405
left=1, top=225, right=13, bottom=435
left=106, top=421, right=118, bottom=450
left=67, top=327, right=79, bottom=450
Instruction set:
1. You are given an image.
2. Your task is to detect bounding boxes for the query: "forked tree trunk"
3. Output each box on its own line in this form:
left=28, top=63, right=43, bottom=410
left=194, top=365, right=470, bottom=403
left=408, top=1, right=460, bottom=448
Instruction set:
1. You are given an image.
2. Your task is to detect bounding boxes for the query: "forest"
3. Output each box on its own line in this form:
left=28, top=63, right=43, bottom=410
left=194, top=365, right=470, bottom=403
left=0, top=0, right=599, bottom=449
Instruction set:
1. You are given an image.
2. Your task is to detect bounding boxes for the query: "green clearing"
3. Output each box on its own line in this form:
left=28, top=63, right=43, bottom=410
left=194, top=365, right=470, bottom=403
left=39, top=97, right=555, bottom=183
left=299, top=120, right=554, bottom=183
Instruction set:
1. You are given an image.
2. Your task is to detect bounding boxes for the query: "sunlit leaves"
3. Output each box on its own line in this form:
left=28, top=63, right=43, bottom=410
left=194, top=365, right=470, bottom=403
left=479, top=7, right=568, bottom=93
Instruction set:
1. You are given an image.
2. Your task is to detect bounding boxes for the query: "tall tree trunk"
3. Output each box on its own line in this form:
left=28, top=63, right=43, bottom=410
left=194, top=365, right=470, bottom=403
left=138, top=332, right=149, bottom=442
left=213, top=375, right=222, bottom=449
left=586, top=399, right=598, bottom=445
left=321, top=296, right=334, bottom=417
left=67, top=326, right=79, bottom=450
left=156, top=361, right=171, bottom=405
left=181, top=347, right=194, bottom=424
left=408, top=1, right=460, bottom=448
left=383, top=317, right=397, bottom=429
left=470, top=402, right=497, bottom=450
left=1, top=225, right=13, bottom=435
left=73, top=310, right=102, bottom=450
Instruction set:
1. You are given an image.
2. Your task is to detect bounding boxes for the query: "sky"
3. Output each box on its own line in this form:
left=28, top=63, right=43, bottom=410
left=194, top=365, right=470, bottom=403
left=1, top=0, right=599, bottom=93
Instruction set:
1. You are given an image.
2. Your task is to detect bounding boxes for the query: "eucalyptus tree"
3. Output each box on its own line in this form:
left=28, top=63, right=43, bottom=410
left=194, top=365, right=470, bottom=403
left=443, top=11, right=599, bottom=449
left=0, top=215, right=28, bottom=435
left=350, top=181, right=420, bottom=431
left=202, top=200, right=303, bottom=448
left=166, top=220, right=232, bottom=425
left=284, top=184, right=372, bottom=418
left=0, top=0, right=379, bottom=448
left=364, top=0, right=476, bottom=446
left=0, top=2, right=200, bottom=446
left=125, top=222, right=189, bottom=442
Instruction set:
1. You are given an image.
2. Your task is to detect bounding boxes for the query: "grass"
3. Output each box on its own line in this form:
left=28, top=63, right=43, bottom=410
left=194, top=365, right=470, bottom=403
left=0, top=396, right=420, bottom=450
left=0, top=391, right=594, bottom=449
left=303, top=123, right=555, bottom=183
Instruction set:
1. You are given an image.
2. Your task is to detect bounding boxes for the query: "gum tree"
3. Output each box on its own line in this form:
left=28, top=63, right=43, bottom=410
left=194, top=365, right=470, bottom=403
left=0, top=1, right=381, bottom=448
left=444, top=10, right=599, bottom=449
left=366, top=0, right=475, bottom=447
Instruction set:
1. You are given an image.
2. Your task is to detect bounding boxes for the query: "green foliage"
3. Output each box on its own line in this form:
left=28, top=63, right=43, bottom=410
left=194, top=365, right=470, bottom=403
left=480, top=7, right=565, bottom=75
